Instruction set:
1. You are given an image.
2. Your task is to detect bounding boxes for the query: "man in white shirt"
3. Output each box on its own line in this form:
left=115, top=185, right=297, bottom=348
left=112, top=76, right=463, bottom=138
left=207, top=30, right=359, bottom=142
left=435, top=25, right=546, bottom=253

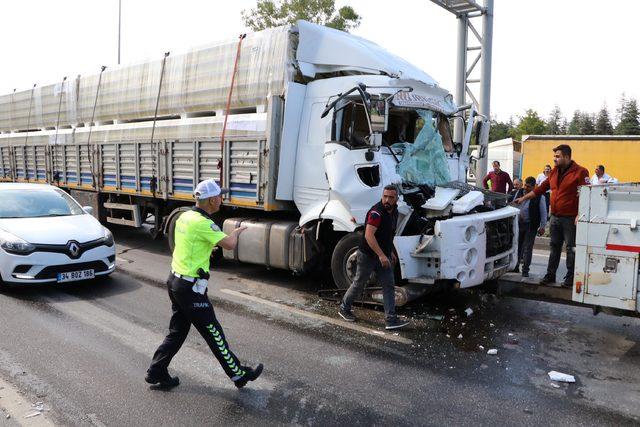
left=590, top=165, right=618, bottom=185
left=536, top=164, right=551, bottom=186
left=536, top=164, right=551, bottom=219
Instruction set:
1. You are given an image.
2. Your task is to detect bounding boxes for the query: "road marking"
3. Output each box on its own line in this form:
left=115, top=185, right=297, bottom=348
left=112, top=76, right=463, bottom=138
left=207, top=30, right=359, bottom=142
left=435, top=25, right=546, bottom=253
left=220, top=289, right=413, bottom=345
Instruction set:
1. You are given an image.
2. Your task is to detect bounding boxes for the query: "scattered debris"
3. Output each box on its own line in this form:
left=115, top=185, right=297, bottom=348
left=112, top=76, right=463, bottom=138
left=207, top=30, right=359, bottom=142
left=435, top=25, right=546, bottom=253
left=550, top=383, right=561, bottom=389
left=508, top=333, right=514, bottom=337
left=478, top=345, right=485, bottom=350
left=490, top=323, right=495, bottom=327
left=427, top=315, right=444, bottom=321
left=6, top=414, right=10, bottom=419
left=457, top=334, right=463, bottom=339
left=446, top=334, right=451, bottom=338
left=465, top=308, right=474, bottom=317
left=509, top=338, right=519, bottom=345
left=487, top=349, right=498, bottom=355
left=548, top=371, right=576, bottom=383
left=461, top=322, right=466, bottom=326
left=523, top=409, right=533, bottom=415
left=24, top=412, right=41, bottom=419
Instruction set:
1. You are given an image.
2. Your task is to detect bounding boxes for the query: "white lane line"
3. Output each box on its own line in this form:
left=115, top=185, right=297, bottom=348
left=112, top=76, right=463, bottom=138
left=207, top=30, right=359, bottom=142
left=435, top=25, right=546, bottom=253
left=219, top=289, right=413, bottom=345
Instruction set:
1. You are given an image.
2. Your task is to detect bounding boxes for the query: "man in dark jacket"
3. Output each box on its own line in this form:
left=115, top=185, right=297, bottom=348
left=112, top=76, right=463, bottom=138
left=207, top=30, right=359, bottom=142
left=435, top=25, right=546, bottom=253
left=338, top=185, right=409, bottom=330
left=513, top=176, right=547, bottom=277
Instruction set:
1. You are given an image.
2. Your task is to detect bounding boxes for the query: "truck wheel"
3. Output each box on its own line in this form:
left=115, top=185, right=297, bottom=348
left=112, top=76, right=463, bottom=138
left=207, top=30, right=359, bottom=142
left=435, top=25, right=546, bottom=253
left=331, top=232, right=364, bottom=289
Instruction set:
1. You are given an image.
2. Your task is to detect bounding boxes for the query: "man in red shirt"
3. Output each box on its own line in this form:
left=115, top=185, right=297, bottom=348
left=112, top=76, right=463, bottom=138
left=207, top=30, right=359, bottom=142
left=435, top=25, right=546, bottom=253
left=515, top=144, right=590, bottom=287
left=482, top=161, right=513, bottom=194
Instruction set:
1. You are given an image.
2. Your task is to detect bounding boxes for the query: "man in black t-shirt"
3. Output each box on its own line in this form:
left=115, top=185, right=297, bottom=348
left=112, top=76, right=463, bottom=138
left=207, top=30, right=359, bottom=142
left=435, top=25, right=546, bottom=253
left=338, top=185, right=409, bottom=330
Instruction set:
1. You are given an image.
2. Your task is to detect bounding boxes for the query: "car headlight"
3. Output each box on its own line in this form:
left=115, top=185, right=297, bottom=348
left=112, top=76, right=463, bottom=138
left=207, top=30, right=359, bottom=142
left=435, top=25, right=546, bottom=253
left=102, top=228, right=114, bottom=247
left=0, top=229, right=36, bottom=255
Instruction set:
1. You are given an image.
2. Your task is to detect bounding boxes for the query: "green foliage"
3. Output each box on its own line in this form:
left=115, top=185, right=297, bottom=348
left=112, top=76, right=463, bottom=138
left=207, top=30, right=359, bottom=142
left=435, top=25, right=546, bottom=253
left=488, top=119, right=513, bottom=142
left=567, top=110, right=582, bottom=135
left=545, top=105, right=563, bottom=135
left=615, top=98, right=640, bottom=135
left=513, top=109, right=546, bottom=139
left=242, top=0, right=361, bottom=32
left=595, top=106, right=614, bottom=135
left=579, top=113, right=596, bottom=135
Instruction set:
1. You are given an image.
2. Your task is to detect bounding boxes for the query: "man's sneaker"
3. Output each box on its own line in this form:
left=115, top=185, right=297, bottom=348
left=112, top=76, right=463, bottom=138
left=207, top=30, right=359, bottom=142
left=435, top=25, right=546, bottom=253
left=522, top=271, right=529, bottom=278
left=338, top=307, right=356, bottom=322
left=234, top=363, right=264, bottom=389
left=539, top=276, right=555, bottom=286
left=385, top=317, right=409, bottom=330
left=145, top=370, right=180, bottom=389
left=561, top=281, right=573, bottom=288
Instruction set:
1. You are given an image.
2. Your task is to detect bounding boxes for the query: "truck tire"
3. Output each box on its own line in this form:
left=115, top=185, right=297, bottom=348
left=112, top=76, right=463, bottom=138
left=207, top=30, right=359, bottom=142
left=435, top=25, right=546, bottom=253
left=331, top=231, right=364, bottom=289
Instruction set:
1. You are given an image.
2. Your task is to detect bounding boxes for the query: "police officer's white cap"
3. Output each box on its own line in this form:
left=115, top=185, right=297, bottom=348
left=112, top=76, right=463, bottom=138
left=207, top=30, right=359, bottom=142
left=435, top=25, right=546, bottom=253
left=194, top=179, right=229, bottom=199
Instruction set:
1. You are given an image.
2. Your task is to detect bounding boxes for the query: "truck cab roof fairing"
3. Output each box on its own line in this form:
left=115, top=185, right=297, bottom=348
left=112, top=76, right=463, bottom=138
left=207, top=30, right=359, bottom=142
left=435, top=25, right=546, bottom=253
left=295, top=20, right=439, bottom=88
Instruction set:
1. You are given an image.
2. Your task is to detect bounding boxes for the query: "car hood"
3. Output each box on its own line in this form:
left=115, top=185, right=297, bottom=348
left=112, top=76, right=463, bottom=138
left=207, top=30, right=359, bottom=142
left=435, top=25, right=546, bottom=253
left=0, top=214, right=105, bottom=244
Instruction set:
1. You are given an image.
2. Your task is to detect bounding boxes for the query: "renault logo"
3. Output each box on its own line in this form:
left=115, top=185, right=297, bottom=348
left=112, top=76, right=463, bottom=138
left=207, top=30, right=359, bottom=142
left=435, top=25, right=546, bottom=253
left=68, top=241, right=81, bottom=258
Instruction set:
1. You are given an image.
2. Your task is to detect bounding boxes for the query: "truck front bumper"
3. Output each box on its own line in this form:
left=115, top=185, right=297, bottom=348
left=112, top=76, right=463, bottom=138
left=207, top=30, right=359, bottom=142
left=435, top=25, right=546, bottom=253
left=394, top=206, right=519, bottom=288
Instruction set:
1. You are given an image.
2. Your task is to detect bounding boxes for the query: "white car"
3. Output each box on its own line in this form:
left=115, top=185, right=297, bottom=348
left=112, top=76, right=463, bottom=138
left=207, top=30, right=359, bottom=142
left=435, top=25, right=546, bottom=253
left=0, top=183, right=115, bottom=285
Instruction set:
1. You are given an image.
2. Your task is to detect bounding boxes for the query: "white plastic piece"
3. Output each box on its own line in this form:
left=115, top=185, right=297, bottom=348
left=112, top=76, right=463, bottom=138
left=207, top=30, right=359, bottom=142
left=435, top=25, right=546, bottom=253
left=452, top=191, right=485, bottom=214
left=457, top=334, right=463, bottom=339
left=548, top=371, right=575, bottom=383
left=422, top=187, right=460, bottom=211
left=487, top=349, right=498, bottom=355
left=465, top=308, right=473, bottom=317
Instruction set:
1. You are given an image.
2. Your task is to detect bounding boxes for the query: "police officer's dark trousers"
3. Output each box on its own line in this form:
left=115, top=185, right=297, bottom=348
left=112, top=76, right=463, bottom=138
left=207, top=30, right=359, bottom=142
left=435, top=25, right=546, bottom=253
left=148, top=274, right=246, bottom=380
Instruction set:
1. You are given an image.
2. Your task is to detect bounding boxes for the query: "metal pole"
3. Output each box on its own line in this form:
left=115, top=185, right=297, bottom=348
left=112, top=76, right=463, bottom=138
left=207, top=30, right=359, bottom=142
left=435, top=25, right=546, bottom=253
left=477, top=0, right=494, bottom=181
left=117, top=0, right=122, bottom=65
left=454, top=14, right=468, bottom=145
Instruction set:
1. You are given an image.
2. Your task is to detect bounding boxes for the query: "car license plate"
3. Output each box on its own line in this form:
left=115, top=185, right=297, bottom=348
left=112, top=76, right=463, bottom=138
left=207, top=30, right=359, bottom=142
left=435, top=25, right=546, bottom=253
left=57, top=269, right=95, bottom=283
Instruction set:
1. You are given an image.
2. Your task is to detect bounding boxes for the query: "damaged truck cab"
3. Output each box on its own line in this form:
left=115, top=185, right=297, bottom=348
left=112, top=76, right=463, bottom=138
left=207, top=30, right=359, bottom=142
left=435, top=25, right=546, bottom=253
left=307, top=75, right=518, bottom=289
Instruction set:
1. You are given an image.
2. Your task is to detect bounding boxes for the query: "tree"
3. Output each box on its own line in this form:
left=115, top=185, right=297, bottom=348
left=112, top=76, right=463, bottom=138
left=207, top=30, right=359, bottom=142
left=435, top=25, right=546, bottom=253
left=512, top=109, right=546, bottom=139
left=545, top=105, right=563, bottom=135
left=489, top=119, right=514, bottom=142
left=615, top=98, right=640, bottom=135
left=242, top=0, right=361, bottom=32
left=595, top=106, right=614, bottom=135
left=567, top=110, right=582, bottom=135
left=579, top=113, right=596, bottom=135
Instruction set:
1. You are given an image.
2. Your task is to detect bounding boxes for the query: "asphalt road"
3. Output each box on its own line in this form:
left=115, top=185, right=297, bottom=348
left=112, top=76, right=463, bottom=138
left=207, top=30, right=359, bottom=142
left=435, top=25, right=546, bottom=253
left=0, top=228, right=639, bottom=425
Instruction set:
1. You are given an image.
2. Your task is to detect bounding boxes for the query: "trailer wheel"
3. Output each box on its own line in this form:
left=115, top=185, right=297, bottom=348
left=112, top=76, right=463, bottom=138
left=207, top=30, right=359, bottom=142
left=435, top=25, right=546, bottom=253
left=331, top=231, right=365, bottom=289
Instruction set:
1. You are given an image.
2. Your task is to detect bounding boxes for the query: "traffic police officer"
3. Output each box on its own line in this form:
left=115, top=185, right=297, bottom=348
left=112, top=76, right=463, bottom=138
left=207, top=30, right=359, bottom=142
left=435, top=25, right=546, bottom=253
left=146, top=179, right=263, bottom=389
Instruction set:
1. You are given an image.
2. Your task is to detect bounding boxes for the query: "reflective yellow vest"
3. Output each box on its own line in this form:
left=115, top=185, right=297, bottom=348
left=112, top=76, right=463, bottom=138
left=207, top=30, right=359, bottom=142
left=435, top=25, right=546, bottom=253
left=171, top=209, right=227, bottom=278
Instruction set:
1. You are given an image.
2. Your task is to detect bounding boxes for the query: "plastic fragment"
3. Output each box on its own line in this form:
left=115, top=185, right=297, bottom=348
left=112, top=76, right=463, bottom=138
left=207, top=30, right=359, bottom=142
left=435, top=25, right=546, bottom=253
left=465, top=308, right=473, bottom=317
left=487, top=349, right=498, bottom=355
left=548, top=371, right=575, bottom=383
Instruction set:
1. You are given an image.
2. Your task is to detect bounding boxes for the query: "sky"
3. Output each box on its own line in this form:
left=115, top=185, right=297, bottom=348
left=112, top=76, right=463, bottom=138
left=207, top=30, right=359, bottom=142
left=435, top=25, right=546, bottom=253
left=0, top=0, right=637, bottom=122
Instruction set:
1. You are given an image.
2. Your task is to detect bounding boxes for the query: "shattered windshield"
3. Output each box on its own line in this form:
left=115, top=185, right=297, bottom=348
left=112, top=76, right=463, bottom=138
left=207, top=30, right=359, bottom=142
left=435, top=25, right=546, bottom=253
left=383, top=108, right=455, bottom=153
left=390, top=109, right=452, bottom=187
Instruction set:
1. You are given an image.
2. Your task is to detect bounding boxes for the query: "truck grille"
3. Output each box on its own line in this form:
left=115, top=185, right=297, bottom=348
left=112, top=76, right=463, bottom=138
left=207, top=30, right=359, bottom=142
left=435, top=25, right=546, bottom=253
left=485, top=217, right=514, bottom=258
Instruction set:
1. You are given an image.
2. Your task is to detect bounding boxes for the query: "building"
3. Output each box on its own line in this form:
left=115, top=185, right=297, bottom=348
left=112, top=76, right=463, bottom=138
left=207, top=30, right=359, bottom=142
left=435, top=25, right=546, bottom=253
left=521, top=135, right=640, bottom=183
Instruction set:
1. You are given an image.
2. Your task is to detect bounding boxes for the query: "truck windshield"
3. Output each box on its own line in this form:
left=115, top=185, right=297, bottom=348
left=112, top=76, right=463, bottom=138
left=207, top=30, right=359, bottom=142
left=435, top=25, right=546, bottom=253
left=332, top=98, right=455, bottom=154
left=384, top=108, right=455, bottom=153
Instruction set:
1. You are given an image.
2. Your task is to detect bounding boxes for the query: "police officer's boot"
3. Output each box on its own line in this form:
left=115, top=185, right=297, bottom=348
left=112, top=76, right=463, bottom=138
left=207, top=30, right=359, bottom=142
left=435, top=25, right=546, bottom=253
left=233, top=363, right=264, bottom=389
left=145, top=369, right=180, bottom=389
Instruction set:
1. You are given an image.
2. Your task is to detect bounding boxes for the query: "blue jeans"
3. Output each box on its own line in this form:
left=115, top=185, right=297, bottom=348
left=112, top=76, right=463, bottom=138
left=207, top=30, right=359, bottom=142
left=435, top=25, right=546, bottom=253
left=340, top=250, right=397, bottom=321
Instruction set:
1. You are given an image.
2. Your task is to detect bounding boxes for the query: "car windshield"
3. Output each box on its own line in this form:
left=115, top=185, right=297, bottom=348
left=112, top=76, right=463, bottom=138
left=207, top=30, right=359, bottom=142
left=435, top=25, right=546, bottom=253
left=0, top=188, right=85, bottom=218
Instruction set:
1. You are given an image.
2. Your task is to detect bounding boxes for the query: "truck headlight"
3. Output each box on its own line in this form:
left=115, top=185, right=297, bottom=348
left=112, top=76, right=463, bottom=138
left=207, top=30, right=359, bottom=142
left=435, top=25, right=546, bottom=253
left=0, top=229, right=36, bottom=255
left=102, top=228, right=114, bottom=247
left=464, top=248, right=478, bottom=265
left=464, top=225, right=478, bottom=243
